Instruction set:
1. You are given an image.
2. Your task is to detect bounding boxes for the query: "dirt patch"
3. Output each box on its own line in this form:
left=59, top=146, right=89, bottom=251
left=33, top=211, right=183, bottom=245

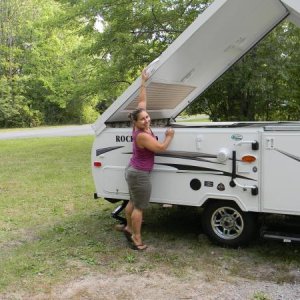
left=2, top=269, right=300, bottom=300
left=0, top=228, right=39, bottom=252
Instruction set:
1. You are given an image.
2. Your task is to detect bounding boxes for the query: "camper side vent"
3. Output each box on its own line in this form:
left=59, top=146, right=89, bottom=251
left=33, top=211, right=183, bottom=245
left=125, top=82, right=196, bottom=111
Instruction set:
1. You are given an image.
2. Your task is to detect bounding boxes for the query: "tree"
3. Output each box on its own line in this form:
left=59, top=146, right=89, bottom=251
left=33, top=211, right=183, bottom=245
left=0, top=0, right=100, bottom=127
left=22, top=0, right=99, bottom=125
left=55, top=0, right=212, bottom=111
left=0, top=0, right=39, bottom=127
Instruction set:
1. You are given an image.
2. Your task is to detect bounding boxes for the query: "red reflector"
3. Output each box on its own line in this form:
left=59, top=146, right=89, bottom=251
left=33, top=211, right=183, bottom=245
left=94, top=162, right=102, bottom=167
left=241, top=155, right=256, bottom=163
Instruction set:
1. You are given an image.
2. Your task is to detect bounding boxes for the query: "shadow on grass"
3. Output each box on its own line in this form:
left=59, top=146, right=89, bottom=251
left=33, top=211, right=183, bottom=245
left=143, top=204, right=203, bottom=236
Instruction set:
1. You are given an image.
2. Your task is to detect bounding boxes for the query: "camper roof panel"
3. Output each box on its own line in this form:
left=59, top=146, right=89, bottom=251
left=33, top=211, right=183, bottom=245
left=94, top=0, right=290, bottom=130
left=281, top=0, right=300, bottom=27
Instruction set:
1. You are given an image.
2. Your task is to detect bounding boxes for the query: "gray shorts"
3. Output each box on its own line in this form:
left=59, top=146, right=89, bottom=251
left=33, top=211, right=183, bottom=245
left=125, top=165, right=152, bottom=210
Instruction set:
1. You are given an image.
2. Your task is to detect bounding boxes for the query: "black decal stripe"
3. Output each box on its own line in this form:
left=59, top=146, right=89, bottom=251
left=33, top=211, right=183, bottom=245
left=155, top=163, right=256, bottom=181
left=124, top=151, right=223, bottom=164
left=156, top=150, right=223, bottom=164
left=157, top=150, right=217, bottom=159
left=96, top=146, right=124, bottom=156
left=275, top=148, right=300, bottom=162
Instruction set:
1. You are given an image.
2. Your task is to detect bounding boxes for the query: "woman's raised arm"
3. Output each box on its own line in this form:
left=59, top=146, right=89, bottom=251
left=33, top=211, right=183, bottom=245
left=137, top=69, right=149, bottom=110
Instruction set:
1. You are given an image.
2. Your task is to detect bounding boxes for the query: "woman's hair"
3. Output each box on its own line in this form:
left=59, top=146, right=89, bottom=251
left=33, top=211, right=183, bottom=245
left=128, top=108, right=146, bottom=122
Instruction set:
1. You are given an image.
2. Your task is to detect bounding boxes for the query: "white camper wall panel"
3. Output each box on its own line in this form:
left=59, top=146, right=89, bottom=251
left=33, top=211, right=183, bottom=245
left=151, top=127, right=260, bottom=210
left=92, top=126, right=261, bottom=211
left=261, top=132, right=300, bottom=215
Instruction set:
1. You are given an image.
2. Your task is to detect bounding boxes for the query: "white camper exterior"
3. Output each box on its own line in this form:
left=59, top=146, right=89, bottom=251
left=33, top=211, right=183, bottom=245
left=91, top=0, right=300, bottom=246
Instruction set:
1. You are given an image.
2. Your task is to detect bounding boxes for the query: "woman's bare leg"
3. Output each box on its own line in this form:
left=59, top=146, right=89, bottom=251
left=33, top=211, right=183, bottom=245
left=131, top=208, right=145, bottom=246
left=124, top=200, right=134, bottom=233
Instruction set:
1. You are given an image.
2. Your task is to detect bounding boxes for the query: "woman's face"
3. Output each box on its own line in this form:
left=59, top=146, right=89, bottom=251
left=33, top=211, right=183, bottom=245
left=135, top=110, right=151, bottom=130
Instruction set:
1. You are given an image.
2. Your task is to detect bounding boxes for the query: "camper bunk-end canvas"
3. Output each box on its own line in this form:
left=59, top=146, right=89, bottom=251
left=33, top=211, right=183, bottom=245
left=91, top=0, right=300, bottom=247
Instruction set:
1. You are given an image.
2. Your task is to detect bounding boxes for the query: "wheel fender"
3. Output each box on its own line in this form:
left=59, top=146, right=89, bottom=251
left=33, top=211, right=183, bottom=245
left=201, top=197, right=247, bottom=212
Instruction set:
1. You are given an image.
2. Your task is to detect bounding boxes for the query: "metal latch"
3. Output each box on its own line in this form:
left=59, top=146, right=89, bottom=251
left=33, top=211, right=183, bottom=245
left=235, top=140, right=259, bottom=150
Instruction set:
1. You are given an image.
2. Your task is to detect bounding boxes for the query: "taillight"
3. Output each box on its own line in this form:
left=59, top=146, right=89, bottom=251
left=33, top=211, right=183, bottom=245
left=241, top=155, right=256, bottom=163
left=94, top=161, right=102, bottom=167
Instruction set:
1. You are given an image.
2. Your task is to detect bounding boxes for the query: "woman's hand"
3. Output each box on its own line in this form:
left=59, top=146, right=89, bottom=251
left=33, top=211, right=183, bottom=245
left=141, top=68, right=149, bottom=84
left=165, top=128, right=175, bottom=138
left=137, top=128, right=174, bottom=153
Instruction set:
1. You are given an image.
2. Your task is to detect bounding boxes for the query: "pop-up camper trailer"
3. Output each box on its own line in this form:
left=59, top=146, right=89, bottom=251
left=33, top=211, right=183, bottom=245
left=91, top=0, right=300, bottom=246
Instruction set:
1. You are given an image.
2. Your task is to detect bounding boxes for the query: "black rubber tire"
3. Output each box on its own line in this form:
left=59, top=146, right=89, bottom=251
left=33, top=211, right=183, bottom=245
left=201, top=201, right=257, bottom=247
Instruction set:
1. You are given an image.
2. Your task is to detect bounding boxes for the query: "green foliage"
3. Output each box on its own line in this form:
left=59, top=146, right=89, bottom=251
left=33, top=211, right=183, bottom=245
left=0, top=0, right=99, bottom=127
left=0, top=76, right=42, bottom=127
left=252, top=291, right=271, bottom=300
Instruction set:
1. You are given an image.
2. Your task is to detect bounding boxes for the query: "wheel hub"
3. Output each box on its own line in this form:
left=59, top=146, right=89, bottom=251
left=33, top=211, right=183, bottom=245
left=220, top=215, right=235, bottom=229
left=211, top=206, right=244, bottom=240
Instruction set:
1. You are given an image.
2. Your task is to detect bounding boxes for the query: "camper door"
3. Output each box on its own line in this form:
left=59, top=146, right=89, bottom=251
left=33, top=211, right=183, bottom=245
left=262, top=128, right=300, bottom=215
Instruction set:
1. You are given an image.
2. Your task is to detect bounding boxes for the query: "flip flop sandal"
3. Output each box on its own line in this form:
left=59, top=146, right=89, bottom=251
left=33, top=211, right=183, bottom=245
left=131, top=243, right=148, bottom=251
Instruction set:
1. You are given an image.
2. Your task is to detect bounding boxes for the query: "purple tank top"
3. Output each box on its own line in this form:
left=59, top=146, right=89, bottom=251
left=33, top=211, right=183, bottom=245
left=130, top=129, right=155, bottom=171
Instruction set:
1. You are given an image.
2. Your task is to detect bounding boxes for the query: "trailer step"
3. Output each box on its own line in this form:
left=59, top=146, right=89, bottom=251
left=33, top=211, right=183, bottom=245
left=261, top=231, right=300, bottom=243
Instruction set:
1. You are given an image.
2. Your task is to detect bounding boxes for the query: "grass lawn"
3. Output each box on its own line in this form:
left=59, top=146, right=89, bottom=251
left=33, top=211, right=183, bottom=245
left=0, top=136, right=109, bottom=291
left=0, top=136, right=300, bottom=296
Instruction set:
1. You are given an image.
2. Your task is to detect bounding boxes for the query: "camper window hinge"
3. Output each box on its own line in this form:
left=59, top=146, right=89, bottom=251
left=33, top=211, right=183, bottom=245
left=266, top=137, right=275, bottom=149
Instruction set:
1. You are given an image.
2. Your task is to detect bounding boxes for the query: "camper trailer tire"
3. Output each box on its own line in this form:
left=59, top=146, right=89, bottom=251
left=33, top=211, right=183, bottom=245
left=202, top=201, right=256, bottom=247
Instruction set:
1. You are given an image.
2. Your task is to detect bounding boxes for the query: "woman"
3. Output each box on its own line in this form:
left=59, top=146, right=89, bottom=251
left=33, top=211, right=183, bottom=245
left=122, top=68, right=175, bottom=250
